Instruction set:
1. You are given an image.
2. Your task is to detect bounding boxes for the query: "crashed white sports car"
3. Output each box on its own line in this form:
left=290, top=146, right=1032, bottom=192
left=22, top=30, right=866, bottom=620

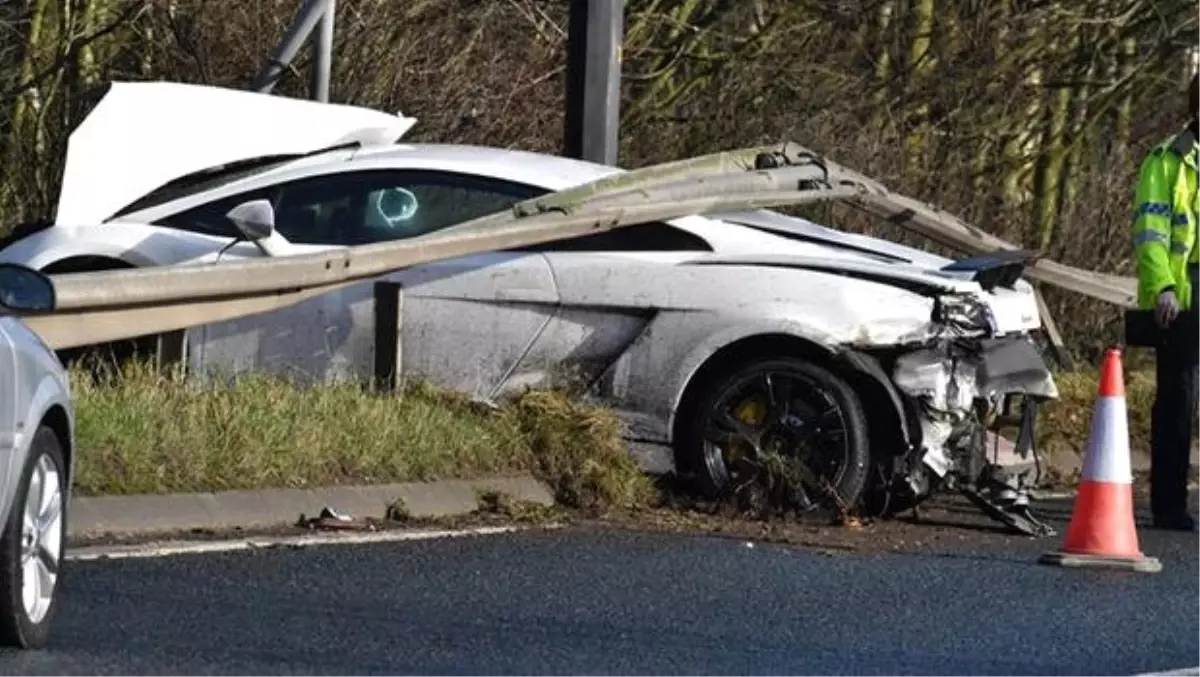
left=0, top=82, right=1059, bottom=530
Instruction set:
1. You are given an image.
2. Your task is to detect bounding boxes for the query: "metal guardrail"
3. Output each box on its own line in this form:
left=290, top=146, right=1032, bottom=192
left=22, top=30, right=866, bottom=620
left=20, top=140, right=1137, bottom=351
left=456, top=141, right=1138, bottom=309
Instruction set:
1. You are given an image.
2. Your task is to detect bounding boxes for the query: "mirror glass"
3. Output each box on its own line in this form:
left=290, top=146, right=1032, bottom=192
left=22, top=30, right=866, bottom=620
left=225, top=199, right=276, bottom=240
left=0, top=263, right=55, bottom=313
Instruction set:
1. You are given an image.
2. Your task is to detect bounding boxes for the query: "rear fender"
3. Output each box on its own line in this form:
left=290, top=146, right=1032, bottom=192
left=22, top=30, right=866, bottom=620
left=670, top=326, right=836, bottom=414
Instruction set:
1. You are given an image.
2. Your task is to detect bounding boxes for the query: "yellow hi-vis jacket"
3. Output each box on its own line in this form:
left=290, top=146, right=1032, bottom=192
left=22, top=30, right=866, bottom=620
left=1133, top=127, right=1199, bottom=311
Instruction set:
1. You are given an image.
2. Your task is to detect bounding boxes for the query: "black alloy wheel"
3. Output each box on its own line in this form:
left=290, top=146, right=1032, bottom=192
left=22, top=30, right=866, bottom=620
left=683, top=357, right=871, bottom=515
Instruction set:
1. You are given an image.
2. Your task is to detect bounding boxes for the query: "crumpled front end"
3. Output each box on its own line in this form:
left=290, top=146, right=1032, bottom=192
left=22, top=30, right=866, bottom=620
left=887, top=292, right=1059, bottom=499
left=888, top=331, right=1056, bottom=496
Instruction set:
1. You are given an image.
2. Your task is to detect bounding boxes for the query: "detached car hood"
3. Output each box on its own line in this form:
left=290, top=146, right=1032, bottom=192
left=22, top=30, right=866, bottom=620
left=55, top=81, right=417, bottom=225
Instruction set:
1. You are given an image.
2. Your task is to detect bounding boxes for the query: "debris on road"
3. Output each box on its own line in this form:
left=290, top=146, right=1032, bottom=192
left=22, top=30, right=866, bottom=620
left=296, top=506, right=379, bottom=532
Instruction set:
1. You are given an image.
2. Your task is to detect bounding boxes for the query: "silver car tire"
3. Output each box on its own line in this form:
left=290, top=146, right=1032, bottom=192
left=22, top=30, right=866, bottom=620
left=0, top=426, right=67, bottom=650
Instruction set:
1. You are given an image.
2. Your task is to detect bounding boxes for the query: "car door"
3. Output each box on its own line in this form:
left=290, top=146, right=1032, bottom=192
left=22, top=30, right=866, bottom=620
left=403, top=220, right=717, bottom=448
left=177, top=169, right=560, bottom=397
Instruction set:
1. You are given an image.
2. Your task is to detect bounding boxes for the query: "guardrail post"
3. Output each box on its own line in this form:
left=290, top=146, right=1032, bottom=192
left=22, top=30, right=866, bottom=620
left=154, top=329, right=188, bottom=375
left=372, top=281, right=403, bottom=392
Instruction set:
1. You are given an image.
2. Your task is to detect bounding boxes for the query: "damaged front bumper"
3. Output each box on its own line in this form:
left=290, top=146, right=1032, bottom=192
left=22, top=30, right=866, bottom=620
left=890, top=334, right=1058, bottom=490
left=886, top=332, right=1060, bottom=536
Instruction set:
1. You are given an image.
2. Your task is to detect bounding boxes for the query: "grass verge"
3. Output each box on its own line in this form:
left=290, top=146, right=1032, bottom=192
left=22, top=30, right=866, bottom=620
left=71, top=361, right=654, bottom=513
left=71, top=360, right=1182, bottom=514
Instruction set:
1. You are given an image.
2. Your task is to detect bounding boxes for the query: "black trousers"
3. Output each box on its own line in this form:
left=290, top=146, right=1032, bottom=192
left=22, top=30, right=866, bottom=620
left=1150, top=263, right=1200, bottom=517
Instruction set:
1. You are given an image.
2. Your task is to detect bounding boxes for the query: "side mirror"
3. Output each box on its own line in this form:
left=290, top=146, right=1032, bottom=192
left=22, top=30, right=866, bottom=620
left=0, top=263, right=55, bottom=313
left=225, top=199, right=276, bottom=241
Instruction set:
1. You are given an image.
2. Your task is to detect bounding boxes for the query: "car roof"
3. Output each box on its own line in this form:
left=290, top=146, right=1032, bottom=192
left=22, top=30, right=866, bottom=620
left=195, top=142, right=626, bottom=197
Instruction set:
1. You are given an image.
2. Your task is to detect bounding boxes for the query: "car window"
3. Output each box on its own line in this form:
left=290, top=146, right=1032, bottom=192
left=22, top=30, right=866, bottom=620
left=158, top=170, right=542, bottom=245
left=156, top=189, right=273, bottom=239
left=273, top=171, right=541, bottom=245
left=157, top=169, right=713, bottom=252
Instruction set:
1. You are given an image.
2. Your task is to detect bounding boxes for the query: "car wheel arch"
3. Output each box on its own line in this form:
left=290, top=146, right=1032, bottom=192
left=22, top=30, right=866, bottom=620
left=0, top=390, right=72, bottom=535
left=21, top=375, right=73, bottom=468
left=669, top=332, right=913, bottom=468
left=38, top=405, right=73, bottom=487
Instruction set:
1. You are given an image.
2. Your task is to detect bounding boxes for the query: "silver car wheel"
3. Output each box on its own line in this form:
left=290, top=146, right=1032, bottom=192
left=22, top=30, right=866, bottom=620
left=19, top=453, right=62, bottom=625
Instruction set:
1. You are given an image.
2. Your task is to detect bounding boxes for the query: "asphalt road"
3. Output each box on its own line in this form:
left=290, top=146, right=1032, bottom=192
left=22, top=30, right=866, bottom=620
left=1, top=501, right=1197, bottom=676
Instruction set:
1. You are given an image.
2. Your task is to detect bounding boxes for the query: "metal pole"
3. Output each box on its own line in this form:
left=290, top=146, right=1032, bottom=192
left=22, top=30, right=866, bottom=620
left=251, top=0, right=331, bottom=94
left=311, top=0, right=335, bottom=101
left=563, top=0, right=623, bottom=165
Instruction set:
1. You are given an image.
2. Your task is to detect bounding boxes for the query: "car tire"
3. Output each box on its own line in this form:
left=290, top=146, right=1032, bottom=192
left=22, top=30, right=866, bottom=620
left=679, top=357, right=871, bottom=514
left=0, top=425, right=68, bottom=650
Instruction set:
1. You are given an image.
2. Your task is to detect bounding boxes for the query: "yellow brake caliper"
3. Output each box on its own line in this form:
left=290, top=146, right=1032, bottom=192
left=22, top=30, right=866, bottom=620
left=725, top=396, right=767, bottom=464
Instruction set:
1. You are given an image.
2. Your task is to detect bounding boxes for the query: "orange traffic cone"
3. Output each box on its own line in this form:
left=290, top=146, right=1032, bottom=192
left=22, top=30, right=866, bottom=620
left=1039, top=348, right=1162, bottom=573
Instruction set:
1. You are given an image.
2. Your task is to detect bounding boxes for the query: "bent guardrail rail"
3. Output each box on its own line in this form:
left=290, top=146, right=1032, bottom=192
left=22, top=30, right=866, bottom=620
left=498, top=141, right=1137, bottom=309
left=795, top=143, right=1137, bottom=309
left=20, top=139, right=1136, bottom=351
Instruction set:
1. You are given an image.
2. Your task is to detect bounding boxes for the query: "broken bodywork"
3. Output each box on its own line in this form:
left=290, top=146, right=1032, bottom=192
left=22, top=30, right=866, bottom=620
left=664, top=250, right=1060, bottom=535
left=490, top=145, right=1062, bottom=534
left=884, top=334, right=1058, bottom=535
left=813, top=250, right=1058, bottom=536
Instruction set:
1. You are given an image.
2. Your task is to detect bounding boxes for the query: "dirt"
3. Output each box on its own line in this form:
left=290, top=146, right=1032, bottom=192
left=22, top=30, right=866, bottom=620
left=67, top=487, right=1087, bottom=560
left=69, top=467, right=1197, bottom=557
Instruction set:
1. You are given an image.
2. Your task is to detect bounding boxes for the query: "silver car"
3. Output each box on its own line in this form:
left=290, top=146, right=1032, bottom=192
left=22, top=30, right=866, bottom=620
left=0, top=82, right=1058, bottom=534
left=0, top=263, right=73, bottom=650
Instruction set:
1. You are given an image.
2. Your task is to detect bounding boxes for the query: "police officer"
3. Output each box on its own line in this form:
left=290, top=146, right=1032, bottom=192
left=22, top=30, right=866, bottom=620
left=1132, top=73, right=1199, bottom=531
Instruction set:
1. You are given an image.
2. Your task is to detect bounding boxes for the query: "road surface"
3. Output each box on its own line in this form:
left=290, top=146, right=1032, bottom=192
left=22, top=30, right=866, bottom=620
left=1, top=504, right=1196, bottom=675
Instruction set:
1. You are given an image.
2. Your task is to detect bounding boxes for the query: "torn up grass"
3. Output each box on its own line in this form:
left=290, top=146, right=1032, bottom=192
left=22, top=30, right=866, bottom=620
left=71, top=362, right=653, bottom=512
